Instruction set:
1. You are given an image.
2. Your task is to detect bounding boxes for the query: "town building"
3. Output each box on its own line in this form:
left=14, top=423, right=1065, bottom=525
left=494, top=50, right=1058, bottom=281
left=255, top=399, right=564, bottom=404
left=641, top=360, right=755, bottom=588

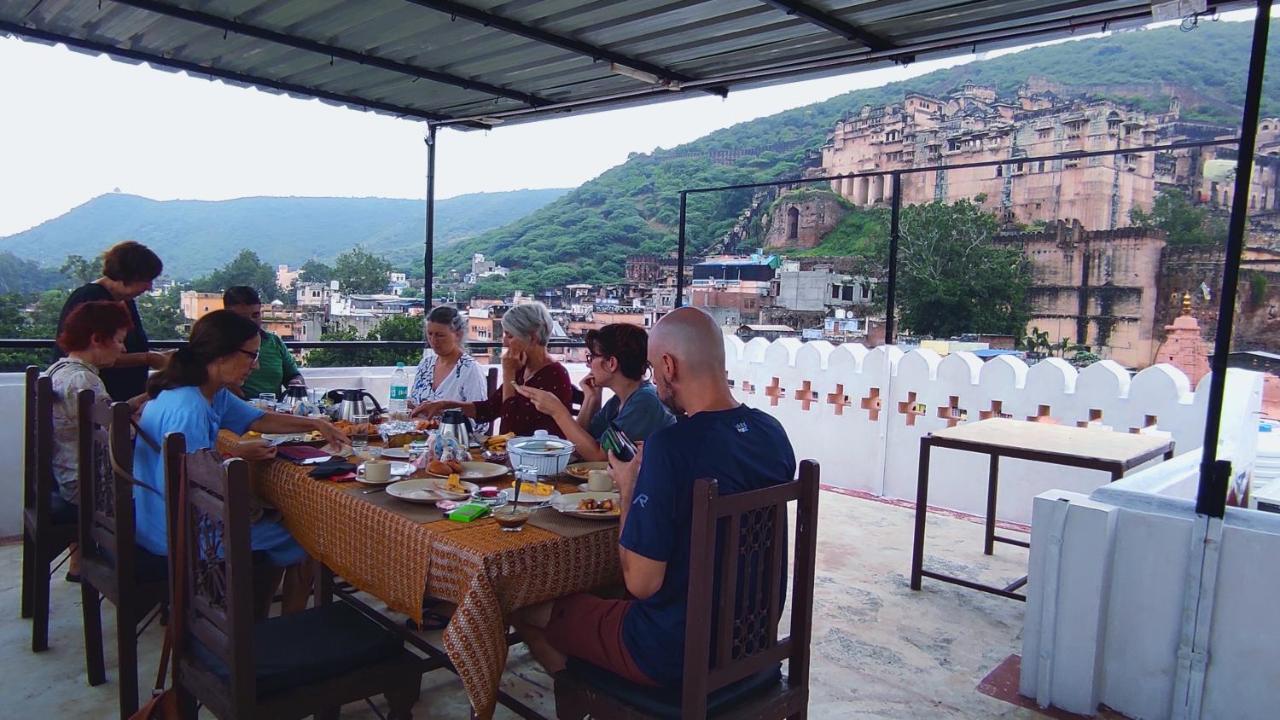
left=295, top=281, right=335, bottom=309
left=276, top=264, right=301, bottom=291
left=774, top=260, right=874, bottom=313
left=179, top=291, right=223, bottom=321
left=688, top=254, right=779, bottom=325
left=465, top=253, right=509, bottom=284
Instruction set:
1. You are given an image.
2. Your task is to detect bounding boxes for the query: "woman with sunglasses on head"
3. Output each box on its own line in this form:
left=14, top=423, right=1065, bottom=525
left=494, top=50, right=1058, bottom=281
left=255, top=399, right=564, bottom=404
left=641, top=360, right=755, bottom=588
left=130, top=310, right=347, bottom=616
left=517, top=323, right=675, bottom=461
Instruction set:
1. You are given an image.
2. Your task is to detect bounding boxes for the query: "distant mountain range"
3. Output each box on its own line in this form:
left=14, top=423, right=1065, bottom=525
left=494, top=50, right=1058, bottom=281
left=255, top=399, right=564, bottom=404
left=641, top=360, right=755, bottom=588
left=0, top=189, right=569, bottom=279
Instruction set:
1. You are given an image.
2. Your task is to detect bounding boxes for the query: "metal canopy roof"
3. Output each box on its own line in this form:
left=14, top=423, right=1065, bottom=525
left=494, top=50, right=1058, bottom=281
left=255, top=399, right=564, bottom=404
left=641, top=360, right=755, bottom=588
left=0, top=1, right=1249, bottom=129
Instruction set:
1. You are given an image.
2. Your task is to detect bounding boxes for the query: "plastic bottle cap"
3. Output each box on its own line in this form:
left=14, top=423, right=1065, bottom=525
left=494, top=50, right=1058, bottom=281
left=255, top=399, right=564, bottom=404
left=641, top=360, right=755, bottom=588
left=396, top=362, right=405, bottom=368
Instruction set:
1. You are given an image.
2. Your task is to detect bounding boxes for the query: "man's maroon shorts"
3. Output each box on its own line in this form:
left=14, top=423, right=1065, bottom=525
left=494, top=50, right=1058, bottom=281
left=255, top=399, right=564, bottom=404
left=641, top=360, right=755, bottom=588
left=544, top=593, right=657, bottom=686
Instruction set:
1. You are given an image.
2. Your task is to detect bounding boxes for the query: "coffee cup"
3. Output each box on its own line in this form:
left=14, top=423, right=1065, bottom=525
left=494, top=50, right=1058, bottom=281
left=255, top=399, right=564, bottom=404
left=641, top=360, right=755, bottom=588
left=587, top=468, right=613, bottom=492
left=364, top=459, right=392, bottom=484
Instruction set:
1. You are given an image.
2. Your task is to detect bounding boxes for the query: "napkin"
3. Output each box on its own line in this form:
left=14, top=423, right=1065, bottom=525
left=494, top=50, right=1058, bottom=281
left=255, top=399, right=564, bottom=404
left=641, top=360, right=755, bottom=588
left=276, top=445, right=333, bottom=464
left=309, top=461, right=357, bottom=480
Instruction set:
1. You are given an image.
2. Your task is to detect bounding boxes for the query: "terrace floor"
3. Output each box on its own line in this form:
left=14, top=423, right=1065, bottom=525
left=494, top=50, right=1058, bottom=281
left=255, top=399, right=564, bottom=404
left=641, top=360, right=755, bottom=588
left=0, top=489, right=1051, bottom=719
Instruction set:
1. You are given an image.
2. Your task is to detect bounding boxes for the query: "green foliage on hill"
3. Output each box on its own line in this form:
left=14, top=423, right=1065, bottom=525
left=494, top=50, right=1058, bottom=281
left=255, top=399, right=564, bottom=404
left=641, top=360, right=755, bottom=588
left=0, top=189, right=569, bottom=279
left=0, top=252, right=69, bottom=294
left=304, top=315, right=423, bottom=368
left=441, top=20, right=1276, bottom=291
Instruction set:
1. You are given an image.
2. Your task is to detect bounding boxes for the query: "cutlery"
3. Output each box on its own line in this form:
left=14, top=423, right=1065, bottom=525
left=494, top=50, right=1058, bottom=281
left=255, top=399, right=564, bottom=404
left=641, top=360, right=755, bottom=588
left=362, top=487, right=387, bottom=494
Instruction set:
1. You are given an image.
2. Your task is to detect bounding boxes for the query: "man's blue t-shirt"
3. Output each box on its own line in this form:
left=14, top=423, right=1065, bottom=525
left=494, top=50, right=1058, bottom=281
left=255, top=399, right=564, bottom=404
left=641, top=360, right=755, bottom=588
left=619, top=404, right=796, bottom=686
left=133, top=386, right=264, bottom=556
left=587, top=382, right=676, bottom=444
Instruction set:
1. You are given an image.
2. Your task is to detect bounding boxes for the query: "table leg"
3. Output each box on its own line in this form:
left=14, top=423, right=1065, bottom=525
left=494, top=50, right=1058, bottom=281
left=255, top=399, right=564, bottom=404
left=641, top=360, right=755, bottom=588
left=985, top=454, right=999, bottom=556
left=910, top=438, right=932, bottom=591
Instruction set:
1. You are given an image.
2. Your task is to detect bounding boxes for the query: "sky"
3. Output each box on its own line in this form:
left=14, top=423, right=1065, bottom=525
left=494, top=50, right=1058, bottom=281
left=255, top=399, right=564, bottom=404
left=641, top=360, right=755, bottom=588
left=0, top=9, right=1254, bottom=238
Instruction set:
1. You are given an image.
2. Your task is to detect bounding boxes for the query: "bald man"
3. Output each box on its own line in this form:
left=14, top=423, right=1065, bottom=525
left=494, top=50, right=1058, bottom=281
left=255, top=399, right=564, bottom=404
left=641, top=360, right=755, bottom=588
left=518, top=307, right=796, bottom=689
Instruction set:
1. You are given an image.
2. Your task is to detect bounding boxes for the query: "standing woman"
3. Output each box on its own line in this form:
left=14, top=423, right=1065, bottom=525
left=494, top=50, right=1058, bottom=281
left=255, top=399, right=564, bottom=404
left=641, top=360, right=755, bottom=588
left=131, top=310, right=348, bottom=615
left=407, top=306, right=489, bottom=411
left=413, top=302, right=572, bottom=437
left=56, top=241, right=170, bottom=402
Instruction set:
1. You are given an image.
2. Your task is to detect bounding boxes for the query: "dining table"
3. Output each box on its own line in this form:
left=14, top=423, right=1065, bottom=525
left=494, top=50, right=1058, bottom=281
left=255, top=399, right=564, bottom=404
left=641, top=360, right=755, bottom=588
left=218, top=431, right=622, bottom=719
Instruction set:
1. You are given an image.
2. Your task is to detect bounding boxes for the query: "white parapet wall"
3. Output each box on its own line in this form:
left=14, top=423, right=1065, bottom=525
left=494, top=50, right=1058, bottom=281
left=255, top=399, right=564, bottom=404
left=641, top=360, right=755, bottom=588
left=1020, top=369, right=1276, bottom=719
left=722, top=337, right=1251, bottom=524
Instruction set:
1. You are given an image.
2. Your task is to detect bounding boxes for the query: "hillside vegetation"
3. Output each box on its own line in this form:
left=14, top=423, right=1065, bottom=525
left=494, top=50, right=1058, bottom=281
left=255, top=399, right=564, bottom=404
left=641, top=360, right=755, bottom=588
left=443, top=19, right=1276, bottom=295
left=0, top=188, right=568, bottom=279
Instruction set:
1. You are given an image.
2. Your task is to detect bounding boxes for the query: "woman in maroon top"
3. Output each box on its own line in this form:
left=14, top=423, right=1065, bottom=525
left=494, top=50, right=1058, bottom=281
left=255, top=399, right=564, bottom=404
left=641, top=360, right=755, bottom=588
left=413, top=302, right=572, bottom=436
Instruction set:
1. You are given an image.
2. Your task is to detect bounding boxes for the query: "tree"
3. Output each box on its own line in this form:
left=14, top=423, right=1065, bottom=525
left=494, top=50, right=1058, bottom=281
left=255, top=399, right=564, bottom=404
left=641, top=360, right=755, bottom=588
left=303, top=314, right=423, bottom=368
left=136, top=288, right=187, bottom=340
left=299, top=259, right=334, bottom=284
left=60, top=254, right=100, bottom=285
left=333, top=248, right=392, bottom=294
left=896, top=199, right=1032, bottom=338
left=193, top=249, right=280, bottom=301
left=1130, top=189, right=1226, bottom=247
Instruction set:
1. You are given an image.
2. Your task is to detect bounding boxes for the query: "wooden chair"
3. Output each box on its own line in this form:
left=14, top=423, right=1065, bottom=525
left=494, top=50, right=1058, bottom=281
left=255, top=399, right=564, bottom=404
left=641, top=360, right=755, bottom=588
left=163, top=433, right=425, bottom=719
left=554, top=459, right=821, bottom=719
left=77, top=392, right=170, bottom=718
left=20, top=366, right=77, bottom=652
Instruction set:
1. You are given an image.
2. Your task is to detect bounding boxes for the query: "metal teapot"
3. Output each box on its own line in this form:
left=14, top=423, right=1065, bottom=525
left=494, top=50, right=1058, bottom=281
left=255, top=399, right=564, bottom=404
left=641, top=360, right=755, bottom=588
left=438, top=408, right=471, bottom=452
left=326, top=389, right=385, bottom=422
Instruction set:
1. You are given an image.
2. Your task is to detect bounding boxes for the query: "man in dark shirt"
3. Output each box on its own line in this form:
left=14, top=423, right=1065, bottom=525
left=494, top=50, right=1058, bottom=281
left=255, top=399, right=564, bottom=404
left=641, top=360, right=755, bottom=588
left=55, top=241, right=169, bottom=401
left=517, top=307, right=796, bottom=687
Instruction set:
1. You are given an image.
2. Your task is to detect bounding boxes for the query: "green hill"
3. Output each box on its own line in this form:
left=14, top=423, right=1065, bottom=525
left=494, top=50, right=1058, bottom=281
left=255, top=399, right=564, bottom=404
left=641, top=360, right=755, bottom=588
left=441, top=19, right=1278, bottom=294
left=0, top=188, right=569, bottom=279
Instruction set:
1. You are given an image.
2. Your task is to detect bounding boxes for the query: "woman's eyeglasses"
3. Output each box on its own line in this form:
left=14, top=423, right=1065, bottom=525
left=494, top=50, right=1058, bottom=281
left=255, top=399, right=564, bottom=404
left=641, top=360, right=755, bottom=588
left=236, top=349, right=260, bottom=362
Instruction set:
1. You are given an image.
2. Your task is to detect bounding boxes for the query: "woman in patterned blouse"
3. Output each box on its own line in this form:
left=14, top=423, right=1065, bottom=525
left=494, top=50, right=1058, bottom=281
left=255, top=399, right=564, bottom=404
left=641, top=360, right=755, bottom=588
left=413, top=302, right=572, bottom=437
left=407, top=306, right=489, bottom=412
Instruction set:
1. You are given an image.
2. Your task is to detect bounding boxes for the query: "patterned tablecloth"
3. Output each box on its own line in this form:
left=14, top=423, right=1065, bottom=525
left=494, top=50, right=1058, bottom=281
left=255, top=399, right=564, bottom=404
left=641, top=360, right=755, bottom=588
left=221, top=434, right=621, bottom=718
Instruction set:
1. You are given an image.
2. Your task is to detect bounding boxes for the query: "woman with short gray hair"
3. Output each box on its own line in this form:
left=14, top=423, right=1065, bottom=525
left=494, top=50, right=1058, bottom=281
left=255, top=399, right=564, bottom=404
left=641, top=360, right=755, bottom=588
left=406, top=305, right=489, bottom=410
left=414, top=301, right=572, bottom=436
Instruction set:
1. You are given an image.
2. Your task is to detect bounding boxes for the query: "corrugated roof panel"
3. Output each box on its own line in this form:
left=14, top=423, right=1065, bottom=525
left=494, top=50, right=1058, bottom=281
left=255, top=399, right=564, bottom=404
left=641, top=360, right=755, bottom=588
left=0, top=0, right=1248, bottom=128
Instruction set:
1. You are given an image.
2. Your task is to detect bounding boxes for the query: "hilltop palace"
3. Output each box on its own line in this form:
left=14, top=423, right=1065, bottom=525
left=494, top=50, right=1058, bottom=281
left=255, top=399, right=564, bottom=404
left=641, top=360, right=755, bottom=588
left=745, top=82, right=1280, bottom=368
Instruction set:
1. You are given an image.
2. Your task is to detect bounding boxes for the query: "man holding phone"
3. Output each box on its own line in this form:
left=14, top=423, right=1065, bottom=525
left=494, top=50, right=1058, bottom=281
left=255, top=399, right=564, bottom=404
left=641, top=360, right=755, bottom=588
left=516, top=307, right=795, bottom=688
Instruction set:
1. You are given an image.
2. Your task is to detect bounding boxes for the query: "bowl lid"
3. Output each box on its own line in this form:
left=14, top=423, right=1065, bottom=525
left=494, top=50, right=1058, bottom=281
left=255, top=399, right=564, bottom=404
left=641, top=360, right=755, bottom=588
left=508, top=435, right=575, bottom=455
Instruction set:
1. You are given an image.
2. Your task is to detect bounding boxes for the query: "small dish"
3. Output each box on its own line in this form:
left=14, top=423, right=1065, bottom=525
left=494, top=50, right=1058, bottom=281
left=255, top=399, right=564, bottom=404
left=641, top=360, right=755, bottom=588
left=386, top=478, right=480, bottom=503
left=552, top=491, right=622, bottom=520
left=566, top=461, right=609, bottom=480
left=356, top=460, right=414, bottom=479
left=424, top=461, right=510, bottom=481
left=379, top=447, right=411, bottom=460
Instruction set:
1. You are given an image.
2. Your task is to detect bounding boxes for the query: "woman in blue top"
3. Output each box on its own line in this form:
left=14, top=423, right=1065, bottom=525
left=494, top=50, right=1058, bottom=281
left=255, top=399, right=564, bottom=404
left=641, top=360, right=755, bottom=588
left=133, top=310, right=347, bottom=616
left=517, top=323, right=675, bottom=461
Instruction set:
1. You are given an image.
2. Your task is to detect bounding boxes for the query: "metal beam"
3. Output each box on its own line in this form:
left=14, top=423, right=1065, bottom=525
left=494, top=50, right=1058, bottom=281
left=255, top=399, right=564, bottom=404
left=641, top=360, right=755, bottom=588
left=401, top=0, right=721, bottom=95
left=0, top=19, right=450, bottom=122
left=108, top=0, right=550, bottom=107
left=425, top=126, right=438, bottom=304
left=1198, top=0, right=1272, bottom=519
left=759, top=0, right=895, bottom=52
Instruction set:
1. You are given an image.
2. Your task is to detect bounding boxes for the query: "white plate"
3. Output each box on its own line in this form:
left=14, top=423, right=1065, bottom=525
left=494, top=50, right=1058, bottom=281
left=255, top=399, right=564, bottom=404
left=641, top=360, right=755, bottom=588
left=577, top=482, right=618, bottom=493
left=553, top=491, right=622, bottom=520
left=379, top=447, right=411, bottom=460
left=425, top=461, right=510, bottom=481
left=386, top=478, right=480, bottom=503
left=355, top=461, right=414, bottom=485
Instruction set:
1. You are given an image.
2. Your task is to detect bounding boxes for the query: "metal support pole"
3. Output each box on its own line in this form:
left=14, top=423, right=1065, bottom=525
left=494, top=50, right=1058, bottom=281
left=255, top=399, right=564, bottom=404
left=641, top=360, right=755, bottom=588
left=676, top=191, right=688, bottom=309
left=886, top=173, right=901, bottom=344
left=424, top=125, right=438, bottom=303
left=1197, top=0, right=1271, bottom=519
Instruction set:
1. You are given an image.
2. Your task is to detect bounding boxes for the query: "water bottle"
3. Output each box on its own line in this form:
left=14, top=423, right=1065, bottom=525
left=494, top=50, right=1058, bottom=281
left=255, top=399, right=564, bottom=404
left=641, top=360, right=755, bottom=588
left=389, top=362, right=409, bottom=416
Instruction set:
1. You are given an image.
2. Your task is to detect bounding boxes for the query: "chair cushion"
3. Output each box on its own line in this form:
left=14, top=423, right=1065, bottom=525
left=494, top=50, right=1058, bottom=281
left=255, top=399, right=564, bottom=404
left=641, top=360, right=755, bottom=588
left=191, top=601, right=403, bottom=697
left=564, top=658, right=782, bottom=719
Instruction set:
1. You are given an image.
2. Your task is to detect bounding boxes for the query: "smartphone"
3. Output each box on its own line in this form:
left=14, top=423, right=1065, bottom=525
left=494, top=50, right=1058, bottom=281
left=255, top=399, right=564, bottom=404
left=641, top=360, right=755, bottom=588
left=602, top=422, right=637, bottom=462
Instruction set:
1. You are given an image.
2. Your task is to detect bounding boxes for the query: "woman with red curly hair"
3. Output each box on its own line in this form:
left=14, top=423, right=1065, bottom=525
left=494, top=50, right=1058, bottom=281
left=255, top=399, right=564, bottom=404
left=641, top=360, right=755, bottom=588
left=45, top=301, right=135, bottom=580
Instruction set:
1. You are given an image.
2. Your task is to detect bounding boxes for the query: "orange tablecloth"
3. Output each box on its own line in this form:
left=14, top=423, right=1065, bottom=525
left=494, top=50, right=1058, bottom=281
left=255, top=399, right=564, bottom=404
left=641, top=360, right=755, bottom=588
left=222, top=434, right=621, bottom=718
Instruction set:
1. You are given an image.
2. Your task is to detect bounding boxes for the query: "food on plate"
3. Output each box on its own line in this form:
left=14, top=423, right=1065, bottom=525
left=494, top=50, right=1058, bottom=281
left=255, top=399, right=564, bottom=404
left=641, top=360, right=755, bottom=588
left=515, top=481, right=554, bottom=497
left=415, top=419, right=439, bottom=432
left=484, top=432, right=515, bottom=451
left=427, top=460, right=452, bottom=476
left=576, top=498, right=617, bottom=513
left=447, top=473, right=463, bottom=492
